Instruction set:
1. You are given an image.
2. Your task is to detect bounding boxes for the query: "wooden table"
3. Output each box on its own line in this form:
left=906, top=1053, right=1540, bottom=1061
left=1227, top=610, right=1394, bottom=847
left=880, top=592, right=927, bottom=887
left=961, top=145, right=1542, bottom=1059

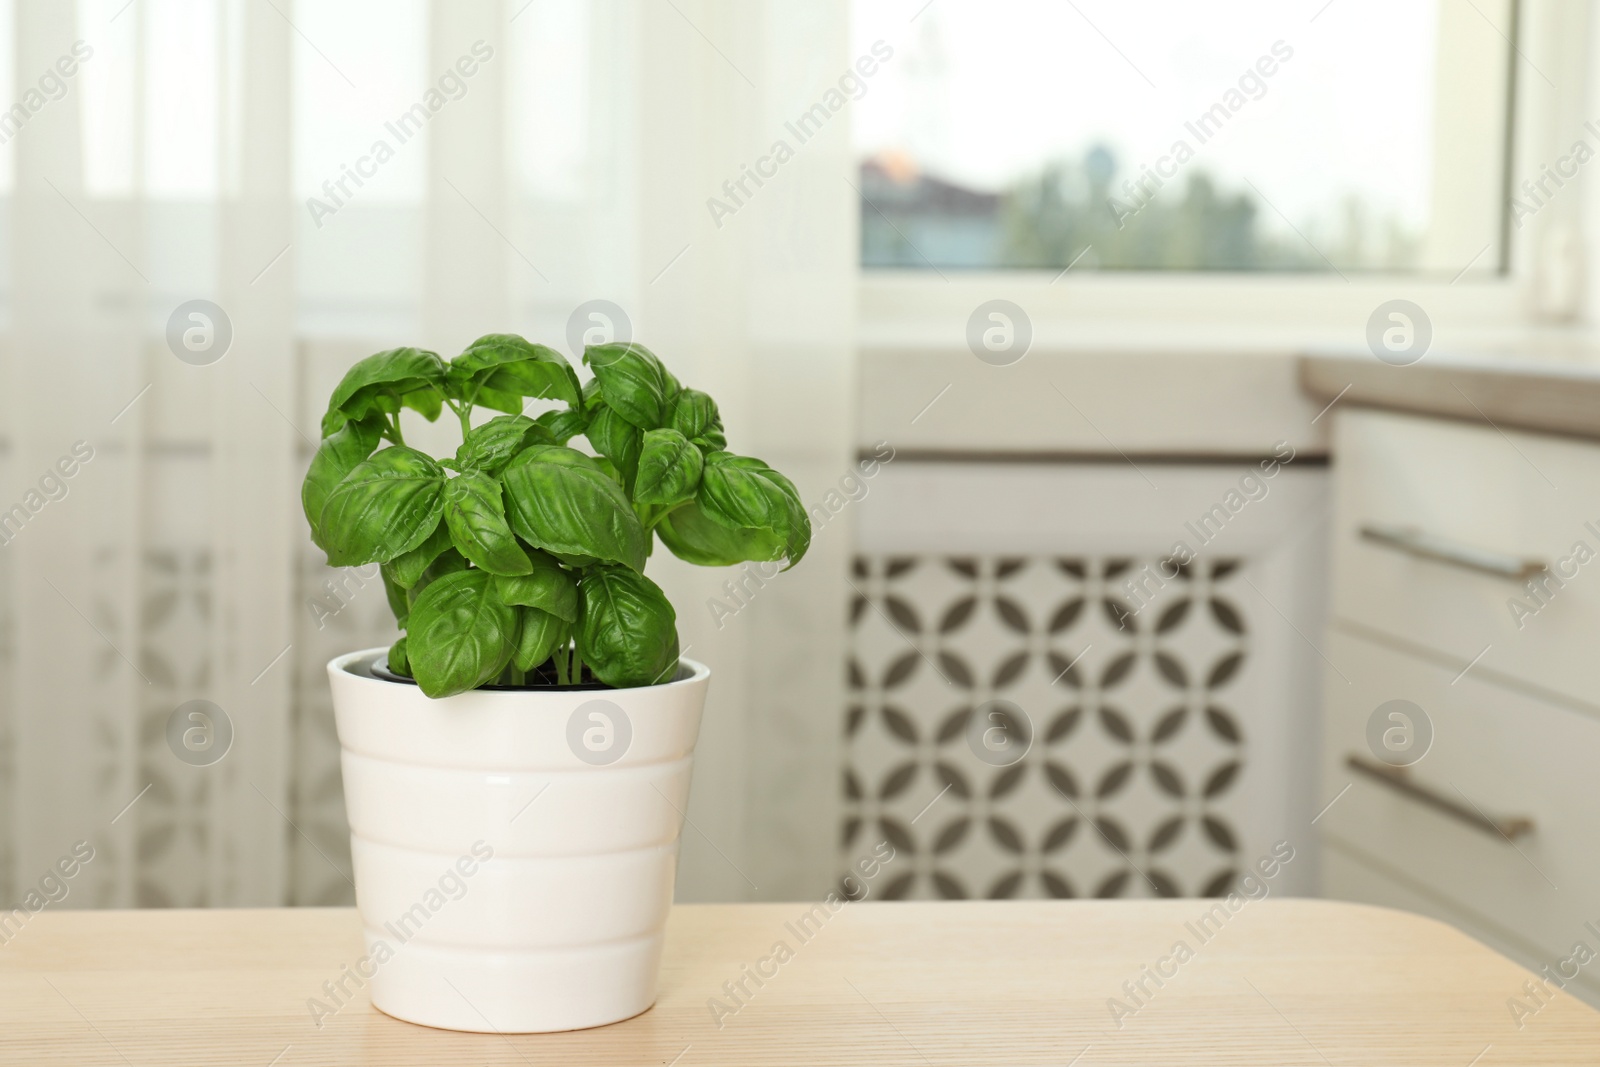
left=2, top=900, right=1596, bottom=1065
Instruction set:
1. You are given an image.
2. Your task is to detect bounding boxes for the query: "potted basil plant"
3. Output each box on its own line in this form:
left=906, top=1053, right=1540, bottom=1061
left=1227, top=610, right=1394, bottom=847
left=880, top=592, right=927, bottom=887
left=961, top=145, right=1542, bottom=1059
left=305, top=336, right=808, bottom=1033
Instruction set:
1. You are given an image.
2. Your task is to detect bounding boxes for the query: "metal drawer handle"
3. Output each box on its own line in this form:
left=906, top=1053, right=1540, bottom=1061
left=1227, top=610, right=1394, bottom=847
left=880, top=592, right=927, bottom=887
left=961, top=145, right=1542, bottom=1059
left=1358, top=523, right=1546, bottom=581
left=1345, top=755, right=1534, bottom=841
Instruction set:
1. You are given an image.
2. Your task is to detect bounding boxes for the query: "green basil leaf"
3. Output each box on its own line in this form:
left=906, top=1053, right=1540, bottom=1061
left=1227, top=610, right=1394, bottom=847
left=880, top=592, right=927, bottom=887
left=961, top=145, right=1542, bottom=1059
left=580, top=376, right=605, bottom=415
left=400, top=382, right=444, bottom=422
left=691, top=428, right=727, bottom=453
left=753, top=465, right=811, bottom=569
left=535, top=407, right=587, bottom=444
left=318, top=446, right=447, bottom=567
left=697, top=450, right=787, bottom=530
left=514, top=607, right=568, bottom=672
left=450, top=334, right=581, bottom=408
left=501, top=446, right=647, bottom=571
left=408, top=547, right=468, bottom=607
left=657, top=499, right=784, bottom=566
left=387, top=636, right=410, bottom=675
left=443, top=473, right=532, bottom=576
left=454, top=415, right=552, bottom=475
left=472, top=384, right=525, bottom=417
left=667, top=388, right=721, bottom=441
left=591, top=455, right=626, bottom=491
left=516, top=531, right=600, bottom=570
left=302, top=416, right=384, bottom=549
left=634, top=428, right=704, bottom=507
left=577, top=566, right=678, bottom=688
left=387, top=521, right=452, bottom=588
left=705, top=453, right=809, bottom=567
left=380, top=562, right=412, bottom=626
left=585, top=405, right=643, bottom=489
left=494, top=550, right=579, bottom=622
left=583, top=343, right=670, bottom=429
left=405, top=569, right=519, bottom=698
left=321, top=347, right=448, bottom=436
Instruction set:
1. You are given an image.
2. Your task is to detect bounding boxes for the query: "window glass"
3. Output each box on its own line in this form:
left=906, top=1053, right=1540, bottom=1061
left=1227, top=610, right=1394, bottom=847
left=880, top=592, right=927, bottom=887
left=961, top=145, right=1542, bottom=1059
left=853, top=0, right=1513, bottom=275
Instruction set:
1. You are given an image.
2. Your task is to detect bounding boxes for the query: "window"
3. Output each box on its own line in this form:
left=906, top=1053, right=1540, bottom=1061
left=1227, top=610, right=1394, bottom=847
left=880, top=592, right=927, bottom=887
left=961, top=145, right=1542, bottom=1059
left=853, top=0, right=1517, bottom=276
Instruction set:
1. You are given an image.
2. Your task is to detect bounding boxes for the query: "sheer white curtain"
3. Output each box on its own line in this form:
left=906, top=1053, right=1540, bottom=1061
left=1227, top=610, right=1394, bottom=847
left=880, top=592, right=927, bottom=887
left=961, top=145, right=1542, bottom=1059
left=1, top=0, right=852, bottom=908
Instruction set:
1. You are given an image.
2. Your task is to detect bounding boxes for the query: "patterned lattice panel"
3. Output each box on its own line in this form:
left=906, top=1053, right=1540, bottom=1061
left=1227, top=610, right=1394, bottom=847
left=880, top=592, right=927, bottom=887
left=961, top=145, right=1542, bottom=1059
left=133, top=547, right=218, bottom=907
left=843, top=554, right=1251, bottom=900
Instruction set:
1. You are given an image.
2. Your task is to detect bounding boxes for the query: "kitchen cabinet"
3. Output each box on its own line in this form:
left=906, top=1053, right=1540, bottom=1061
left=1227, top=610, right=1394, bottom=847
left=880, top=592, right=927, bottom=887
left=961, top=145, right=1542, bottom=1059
left=1321, top=405, right=1600, bottom=1004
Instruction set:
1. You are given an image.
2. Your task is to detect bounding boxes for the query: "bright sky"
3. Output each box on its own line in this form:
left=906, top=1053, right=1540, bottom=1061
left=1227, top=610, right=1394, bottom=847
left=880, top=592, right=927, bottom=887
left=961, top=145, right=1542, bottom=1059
left=0, top=0, right=1492, bottom=248
left=852, top=0, right=1452, bottom=233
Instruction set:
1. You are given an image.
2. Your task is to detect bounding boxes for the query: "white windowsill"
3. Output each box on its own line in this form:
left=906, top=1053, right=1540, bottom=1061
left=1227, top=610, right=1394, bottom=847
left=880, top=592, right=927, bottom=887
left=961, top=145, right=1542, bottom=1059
left=855, top=272, right=1600, bottom=457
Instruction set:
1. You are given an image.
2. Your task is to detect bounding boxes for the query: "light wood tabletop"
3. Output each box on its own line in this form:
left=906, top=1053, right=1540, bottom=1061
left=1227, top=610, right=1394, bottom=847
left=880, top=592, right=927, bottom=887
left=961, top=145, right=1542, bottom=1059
left=1, top=899, right=1596, bottom=1065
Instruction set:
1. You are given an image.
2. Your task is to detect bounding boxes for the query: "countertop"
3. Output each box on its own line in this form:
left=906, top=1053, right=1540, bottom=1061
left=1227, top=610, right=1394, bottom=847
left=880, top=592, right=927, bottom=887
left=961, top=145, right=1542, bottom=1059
left=2, top=900, right=1596, bottom=1064
left=1301, top=346, right=1600, bottom=441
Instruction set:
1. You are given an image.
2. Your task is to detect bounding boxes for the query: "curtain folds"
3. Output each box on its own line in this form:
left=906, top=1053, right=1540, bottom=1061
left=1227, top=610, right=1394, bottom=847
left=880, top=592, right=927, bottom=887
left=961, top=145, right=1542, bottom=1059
left=1, top=0, right=852, bottom=908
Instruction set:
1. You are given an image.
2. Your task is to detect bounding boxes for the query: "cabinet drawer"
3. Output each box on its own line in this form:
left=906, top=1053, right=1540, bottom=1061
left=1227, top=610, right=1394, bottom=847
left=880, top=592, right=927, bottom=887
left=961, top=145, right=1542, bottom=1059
left=1331, top=408, right=1600, bottom=704
left=1320, top=628, right=1600, bottom=974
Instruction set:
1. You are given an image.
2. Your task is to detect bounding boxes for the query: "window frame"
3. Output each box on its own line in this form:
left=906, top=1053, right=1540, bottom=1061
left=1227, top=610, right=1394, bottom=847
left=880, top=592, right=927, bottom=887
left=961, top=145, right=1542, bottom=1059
left=857, top=0, right=1593, bottom=341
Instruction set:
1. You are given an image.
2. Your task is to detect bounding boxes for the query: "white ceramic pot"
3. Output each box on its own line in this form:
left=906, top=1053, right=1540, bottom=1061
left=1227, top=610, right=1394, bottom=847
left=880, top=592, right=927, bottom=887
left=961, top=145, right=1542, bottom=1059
left=327, top=648, right=709, bottom=1033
